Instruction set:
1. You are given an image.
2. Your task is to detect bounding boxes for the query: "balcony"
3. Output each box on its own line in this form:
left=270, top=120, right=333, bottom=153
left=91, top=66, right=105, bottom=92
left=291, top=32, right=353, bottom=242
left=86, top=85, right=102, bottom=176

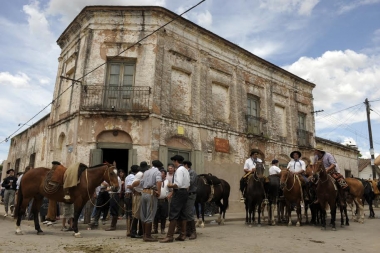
left=81, top=85, right=151, bottom=113
left=246, top=115, right=267, bottom=137
left=297, top=128, right=313, bottom=147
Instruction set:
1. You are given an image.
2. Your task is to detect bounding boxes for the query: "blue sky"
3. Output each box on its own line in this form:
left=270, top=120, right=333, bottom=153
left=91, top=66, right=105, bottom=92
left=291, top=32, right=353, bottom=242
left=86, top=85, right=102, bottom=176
left=1, top=0, right=380, bottom=164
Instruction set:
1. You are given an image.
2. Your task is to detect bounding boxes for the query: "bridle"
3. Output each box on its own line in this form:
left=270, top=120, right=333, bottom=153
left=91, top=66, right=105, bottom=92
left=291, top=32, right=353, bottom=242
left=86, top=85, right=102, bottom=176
left=280, top=170, right=296, bottom=191
left=313, top=162, right=329, bottom=184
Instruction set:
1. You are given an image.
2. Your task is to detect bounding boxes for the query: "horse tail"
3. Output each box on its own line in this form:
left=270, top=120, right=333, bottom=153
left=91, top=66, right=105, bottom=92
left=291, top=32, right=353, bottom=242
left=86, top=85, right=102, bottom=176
left=14, top=184, right=23, bottom=219
left=222, top=180, right=230, bottom=210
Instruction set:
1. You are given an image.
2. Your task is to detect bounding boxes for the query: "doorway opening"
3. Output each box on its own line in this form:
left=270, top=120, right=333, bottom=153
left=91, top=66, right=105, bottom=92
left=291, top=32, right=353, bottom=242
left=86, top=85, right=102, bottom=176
left=102, top=148, right=129, bottom=174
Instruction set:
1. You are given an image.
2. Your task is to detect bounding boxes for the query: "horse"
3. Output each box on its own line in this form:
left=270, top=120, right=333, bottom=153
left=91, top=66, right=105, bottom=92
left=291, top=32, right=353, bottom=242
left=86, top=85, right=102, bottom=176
left=194, top=174, right=230, bottom=228
left=279, top=169, right=305, bottom=227
left=14, top=163, right=119, bottom=237
left=312, top=161, right=338, bottom=230
left=345, top=177, right=365, bottom=223
left=244, top=162, right=265, bottom=227
left=264, top=174, right=281, bottom=226
left=357, top=179, right=375, bottom=218
left=305, top=164, right=322, bottom=226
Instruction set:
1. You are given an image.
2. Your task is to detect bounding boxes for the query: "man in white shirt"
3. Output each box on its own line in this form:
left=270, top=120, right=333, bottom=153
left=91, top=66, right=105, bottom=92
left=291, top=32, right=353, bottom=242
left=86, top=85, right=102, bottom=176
left=153, top=169, right=169, bottom=234
left=269, top=160, right=281, bottom=175
left=160, top=155, right=190, bottom=243
left=124, top=165, right=139, bottom=237
left=240, top=150, right=263, bottom=201
left=287, top=151, right=308, bottom=201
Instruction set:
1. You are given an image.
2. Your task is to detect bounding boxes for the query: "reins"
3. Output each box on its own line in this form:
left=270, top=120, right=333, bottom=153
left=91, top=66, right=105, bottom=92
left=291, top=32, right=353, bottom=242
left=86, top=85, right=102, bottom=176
left=86, top=165, right=115, bottom=208
left=282, top=170, right=296, bottom=191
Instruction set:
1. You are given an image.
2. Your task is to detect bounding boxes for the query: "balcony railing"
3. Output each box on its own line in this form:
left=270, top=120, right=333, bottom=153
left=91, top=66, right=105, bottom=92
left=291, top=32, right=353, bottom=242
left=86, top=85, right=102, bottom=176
left=81, top=85, right=151, bottom=113
left=246, top=115, right=267, bottom=136
left=297, top=128, right=312, bottom=147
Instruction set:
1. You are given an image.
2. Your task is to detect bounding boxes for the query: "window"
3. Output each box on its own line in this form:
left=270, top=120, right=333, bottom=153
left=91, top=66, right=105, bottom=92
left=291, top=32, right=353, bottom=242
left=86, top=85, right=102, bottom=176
left=105, top=61, right=136, bottom=110
left=298, top=113, right=308, bottom=146
left=15, top=158, right=20, bottom=174
left=168, top=149, right=191, bottom=163
left=247, top=95, right=260, bottom=134
left=345, top=170, right=352, bottom=178
left=275, top=105, right=286, bottom=137
left=29, top=153, right=36, bottom=168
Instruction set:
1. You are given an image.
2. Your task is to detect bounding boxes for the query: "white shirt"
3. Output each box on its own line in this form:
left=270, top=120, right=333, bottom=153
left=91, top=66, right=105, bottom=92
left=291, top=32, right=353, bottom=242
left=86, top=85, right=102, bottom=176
left=269, top=165, right=281, bottom=175
left=287, top=159, right=306, bottom=173
left=159, top=179, right=169, bottom=199
left=125, top=174, right=135, bottom=193
left=133, top=171, right=144, bottom=192
left=16, top=174, right=23, bottom=190
left=174, top=166, right=190, bottom=189
left=244, top=157, right=263, bottom=171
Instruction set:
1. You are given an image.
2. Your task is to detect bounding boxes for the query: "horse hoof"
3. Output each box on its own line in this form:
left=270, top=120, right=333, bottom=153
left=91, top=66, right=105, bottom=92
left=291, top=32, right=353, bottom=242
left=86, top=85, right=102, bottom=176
left=37, top=231, right=44, bottom=235
left=321, top=227, right=326, bottom=230
left=341, top=225, right=344, bottom=228
left=221, top=221, right=225, bottom=225
left=249, top=224, right=252, bottom=228
left=257, top=224, right=261, bottom=227
left=332, top=227, right=336, bottom=231
left=296, top=223, right=300, bottom=227
left=74, top=232, right=82, bottom=238
left=200, top=224, right=204, bottom=228
left=346, top=223, right=350, bottom=226
left=15, top=231, right=23, bottom=235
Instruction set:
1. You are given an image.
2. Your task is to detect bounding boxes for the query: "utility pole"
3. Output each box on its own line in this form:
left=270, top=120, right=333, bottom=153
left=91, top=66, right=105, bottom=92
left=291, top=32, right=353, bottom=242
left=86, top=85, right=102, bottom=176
left=365, top=98, right=376, bottom=179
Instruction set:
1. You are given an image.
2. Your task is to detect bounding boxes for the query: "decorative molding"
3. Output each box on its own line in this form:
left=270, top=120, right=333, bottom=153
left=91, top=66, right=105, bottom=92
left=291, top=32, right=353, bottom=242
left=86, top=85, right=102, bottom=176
left=210, top=66, right=232, bottom=77
left=169, top=49, right=197, bottom=62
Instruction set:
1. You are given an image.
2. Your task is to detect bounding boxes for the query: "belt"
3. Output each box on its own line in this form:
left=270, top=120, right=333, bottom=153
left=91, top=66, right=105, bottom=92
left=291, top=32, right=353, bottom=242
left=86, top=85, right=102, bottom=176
left=188, top=192, right=196, bottom=196
left=142, top=189, right=154, bottom=194
left=158, top=198, right=168, bottom=202
left=134, top=192, right=142, bottom=196
left=173, top=188, right=187, bottom=192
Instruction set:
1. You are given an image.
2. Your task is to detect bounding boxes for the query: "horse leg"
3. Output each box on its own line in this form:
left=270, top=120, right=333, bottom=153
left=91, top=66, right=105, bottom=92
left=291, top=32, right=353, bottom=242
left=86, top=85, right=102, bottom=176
left=304, top=203, right=309, bottom=224
left=215, top=200, right=223, bottom=225
left=344, top=204, right=350, bottom=226
left=286, top=202, right=292, bottom=226
left=296, top=203, right=301, bottom=227
left=201, top=202, right=205, bottom=228
left=31, top=196, right=43, bottom=235
left=331, top=204, right=336, bottom=231
left=321, top=209, right=326, bottom=230
left=355, top=198, right=364, bottom=224
left=72, top=203, right=84, bottom=238
left=339, top=205, right=344, bottom=227
left=15, top=197, right=31, bottom=235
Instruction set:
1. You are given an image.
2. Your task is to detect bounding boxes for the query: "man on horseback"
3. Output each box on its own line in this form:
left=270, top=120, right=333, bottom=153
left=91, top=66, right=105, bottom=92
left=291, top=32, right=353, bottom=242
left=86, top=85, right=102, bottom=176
left=314, top=145, right=349, bottom=205
left=240, top=150, right=263, bottom=202
left=287, top=151, right=309, bottom=205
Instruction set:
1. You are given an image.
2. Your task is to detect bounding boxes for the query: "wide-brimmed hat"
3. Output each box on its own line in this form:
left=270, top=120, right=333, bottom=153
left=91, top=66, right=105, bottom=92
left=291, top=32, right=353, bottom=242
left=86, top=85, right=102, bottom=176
left=315, top=145, right=325, bottom=153
left=152, top=160, right=164, bottom=168
left=130, top=165, right=139, bottom=173
left=271, top=159, right=279, bottom=164
left=170, top=155, right=184, bottom=162
left=290, top=151, right=302, bottom=159
left=139, top=161, right=150, bottom=172
left=6, top=169, right=15, bottom=174
left=250, top=149, right=260, bottom=156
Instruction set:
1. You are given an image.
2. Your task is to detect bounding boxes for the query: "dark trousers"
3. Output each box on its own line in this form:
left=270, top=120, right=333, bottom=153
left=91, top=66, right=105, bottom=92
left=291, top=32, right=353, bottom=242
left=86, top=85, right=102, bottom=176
left=155, top=199, right=169, bottom=220
left=169, top=189, right=188, bottom=221
left=124, top=194, right=133, bottom=219
left=94, top=191, right=110, bottom=220
left=109, top=193, right=120, bottom=217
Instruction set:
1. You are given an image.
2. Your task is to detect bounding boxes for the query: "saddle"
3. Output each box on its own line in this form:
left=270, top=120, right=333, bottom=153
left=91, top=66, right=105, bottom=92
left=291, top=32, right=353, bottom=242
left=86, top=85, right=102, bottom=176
left=198, top=173, right=221, bottom=185
left=47, top=162, right=67, bottom=186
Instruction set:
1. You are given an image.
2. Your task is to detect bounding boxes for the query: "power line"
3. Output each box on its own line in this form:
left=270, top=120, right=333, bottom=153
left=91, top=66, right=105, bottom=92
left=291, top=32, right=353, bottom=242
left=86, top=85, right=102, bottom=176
left=316, top=103, right=362, bottom=120
left=0, top=0, right=206, bottom=144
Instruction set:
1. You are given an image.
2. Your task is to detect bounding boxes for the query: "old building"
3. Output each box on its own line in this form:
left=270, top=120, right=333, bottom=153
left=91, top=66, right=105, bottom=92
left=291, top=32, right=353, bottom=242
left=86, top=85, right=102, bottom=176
left=358, top=156, right=380, bottom=179
left=3, top=6, right=320, bottom=212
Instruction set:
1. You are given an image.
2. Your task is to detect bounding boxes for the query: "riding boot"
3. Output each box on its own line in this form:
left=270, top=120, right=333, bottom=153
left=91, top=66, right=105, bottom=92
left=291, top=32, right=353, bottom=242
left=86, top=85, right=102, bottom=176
left=186, top=221, right=191, bottom=237
left=138, top=219, right=143, bottom=236
left=130, top=218, right=141, bottom=238
left=126, top=217, right=131, bottom=237
left=175, top=220, right=187, bottom=241
left=143, top=223, right=158, bottom=242
left=160, top=218, right=166, bottom=234
left=189, top=220, right=197, bottom=240
left=105, top=216, right=117, bottom=231
left=174, top=220, right=181, bottom=234
left=160, top=220, right=177, bottom=243
left=152, top=219, right=159, bottom=234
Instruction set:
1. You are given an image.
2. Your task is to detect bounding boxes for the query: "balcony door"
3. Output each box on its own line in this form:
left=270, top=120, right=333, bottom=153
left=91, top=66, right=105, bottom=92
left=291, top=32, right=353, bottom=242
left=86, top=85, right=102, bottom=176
left=247, top=95, right=260, bottom=134
left=105, top=62, right=135, bottom=111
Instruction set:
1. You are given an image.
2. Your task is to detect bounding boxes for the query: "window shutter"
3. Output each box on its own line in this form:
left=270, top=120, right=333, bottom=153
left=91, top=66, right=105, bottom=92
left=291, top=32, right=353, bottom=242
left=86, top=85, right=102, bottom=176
left=128, top=149, right=137, bottom=169
left=90, top=149, right=103, bottom=166
left=159, top=146, right=168, bottom=168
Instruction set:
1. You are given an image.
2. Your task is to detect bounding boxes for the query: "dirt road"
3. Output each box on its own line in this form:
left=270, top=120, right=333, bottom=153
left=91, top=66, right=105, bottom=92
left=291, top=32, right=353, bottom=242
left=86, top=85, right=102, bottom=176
left=0, top=212, right=379, bottom=253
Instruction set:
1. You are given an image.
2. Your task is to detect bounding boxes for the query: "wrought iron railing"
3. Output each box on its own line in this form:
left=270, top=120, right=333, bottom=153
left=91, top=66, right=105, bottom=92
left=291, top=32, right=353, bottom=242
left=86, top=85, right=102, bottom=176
left=81, top=85, right=151, bottom=112
left=246, top=115, right=267, bottom=136
left=297, top=128, right=312, bottom=147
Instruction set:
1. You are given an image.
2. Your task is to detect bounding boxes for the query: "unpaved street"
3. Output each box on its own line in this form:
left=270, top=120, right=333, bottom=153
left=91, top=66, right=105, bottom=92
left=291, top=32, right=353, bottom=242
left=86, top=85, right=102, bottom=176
left=0, top=211, right=379, bottom=253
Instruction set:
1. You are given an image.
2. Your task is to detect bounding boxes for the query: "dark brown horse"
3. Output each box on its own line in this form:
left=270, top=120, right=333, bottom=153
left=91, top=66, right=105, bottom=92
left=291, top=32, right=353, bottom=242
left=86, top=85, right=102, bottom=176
left=313, top=161, right=338, bottom=230
left=245, top=163, right=265, bottom=227
left=14, top=163, right=119, bottom=237
left=195, top=175, right=230, bottom=227
left=279, top=169, right=304, bottom=226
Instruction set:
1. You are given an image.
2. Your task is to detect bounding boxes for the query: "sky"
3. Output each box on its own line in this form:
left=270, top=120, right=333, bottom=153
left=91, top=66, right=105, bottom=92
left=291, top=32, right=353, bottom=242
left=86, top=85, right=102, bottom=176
left=0, top=0, right=380, bottom=164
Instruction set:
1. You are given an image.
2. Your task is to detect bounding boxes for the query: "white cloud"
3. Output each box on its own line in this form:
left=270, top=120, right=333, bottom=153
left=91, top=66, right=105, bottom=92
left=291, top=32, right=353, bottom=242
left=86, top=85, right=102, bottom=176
left=23, top=1, right=53, bottom=41
left=193, top=10, right=212, bottom=29
left=0, top=72, right=31, bottom=88
left=259, top=0, right=320, bottom=16
left=337, top=0, right=380, bottom=14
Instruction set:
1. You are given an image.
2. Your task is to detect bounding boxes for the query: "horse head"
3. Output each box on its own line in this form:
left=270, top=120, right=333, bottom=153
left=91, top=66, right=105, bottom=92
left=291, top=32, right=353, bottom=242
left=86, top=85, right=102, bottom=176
left=279, top=169, right=289, bottom=189
left=255, top=162, right=265, bottom=179
left=103, top=164, right=119, bottom=192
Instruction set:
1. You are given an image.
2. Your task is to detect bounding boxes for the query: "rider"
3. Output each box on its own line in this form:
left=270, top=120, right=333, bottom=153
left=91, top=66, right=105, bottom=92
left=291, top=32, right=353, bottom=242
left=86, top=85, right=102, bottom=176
left=314, top=145, right=349, bottom=205
left=269, top=159, right=281, bottom=176
left=240, top=150, right=263, bottom=202
left=287, top=151, right=309, bottom=204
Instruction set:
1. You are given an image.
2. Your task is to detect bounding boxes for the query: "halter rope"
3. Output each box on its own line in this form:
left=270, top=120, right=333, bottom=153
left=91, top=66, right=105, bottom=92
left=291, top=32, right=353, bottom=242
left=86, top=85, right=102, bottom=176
left=86, top=165, right=114, bottom=208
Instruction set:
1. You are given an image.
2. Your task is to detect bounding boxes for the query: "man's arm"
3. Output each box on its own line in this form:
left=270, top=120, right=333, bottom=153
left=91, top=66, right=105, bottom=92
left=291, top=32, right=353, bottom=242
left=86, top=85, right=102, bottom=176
left=325, top=154, right=337, bottom=173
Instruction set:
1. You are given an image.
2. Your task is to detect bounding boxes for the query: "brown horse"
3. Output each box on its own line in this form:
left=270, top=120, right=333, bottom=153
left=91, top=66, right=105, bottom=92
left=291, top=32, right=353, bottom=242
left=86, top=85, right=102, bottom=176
left=279, top=169, right=304, bottom=226
left=313, top=161, right=338, bottom=230
left=345, top=177, right=365, bottom=223
left=14, top=163, right=119, bottom=237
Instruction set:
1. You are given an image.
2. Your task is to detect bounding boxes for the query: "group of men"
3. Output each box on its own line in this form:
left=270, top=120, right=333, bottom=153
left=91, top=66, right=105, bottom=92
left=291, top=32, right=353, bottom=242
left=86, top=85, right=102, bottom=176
left=240, top=145, right=350, bottom=204
left=90, top=155, right=199, bottom=243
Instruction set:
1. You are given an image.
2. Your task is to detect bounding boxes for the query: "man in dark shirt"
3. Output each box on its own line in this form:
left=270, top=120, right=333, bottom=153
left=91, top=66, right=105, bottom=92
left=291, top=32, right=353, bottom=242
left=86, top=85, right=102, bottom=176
left=2, top=169, right=17, bottom=217
left=183, top=161, right=198, bottom=240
